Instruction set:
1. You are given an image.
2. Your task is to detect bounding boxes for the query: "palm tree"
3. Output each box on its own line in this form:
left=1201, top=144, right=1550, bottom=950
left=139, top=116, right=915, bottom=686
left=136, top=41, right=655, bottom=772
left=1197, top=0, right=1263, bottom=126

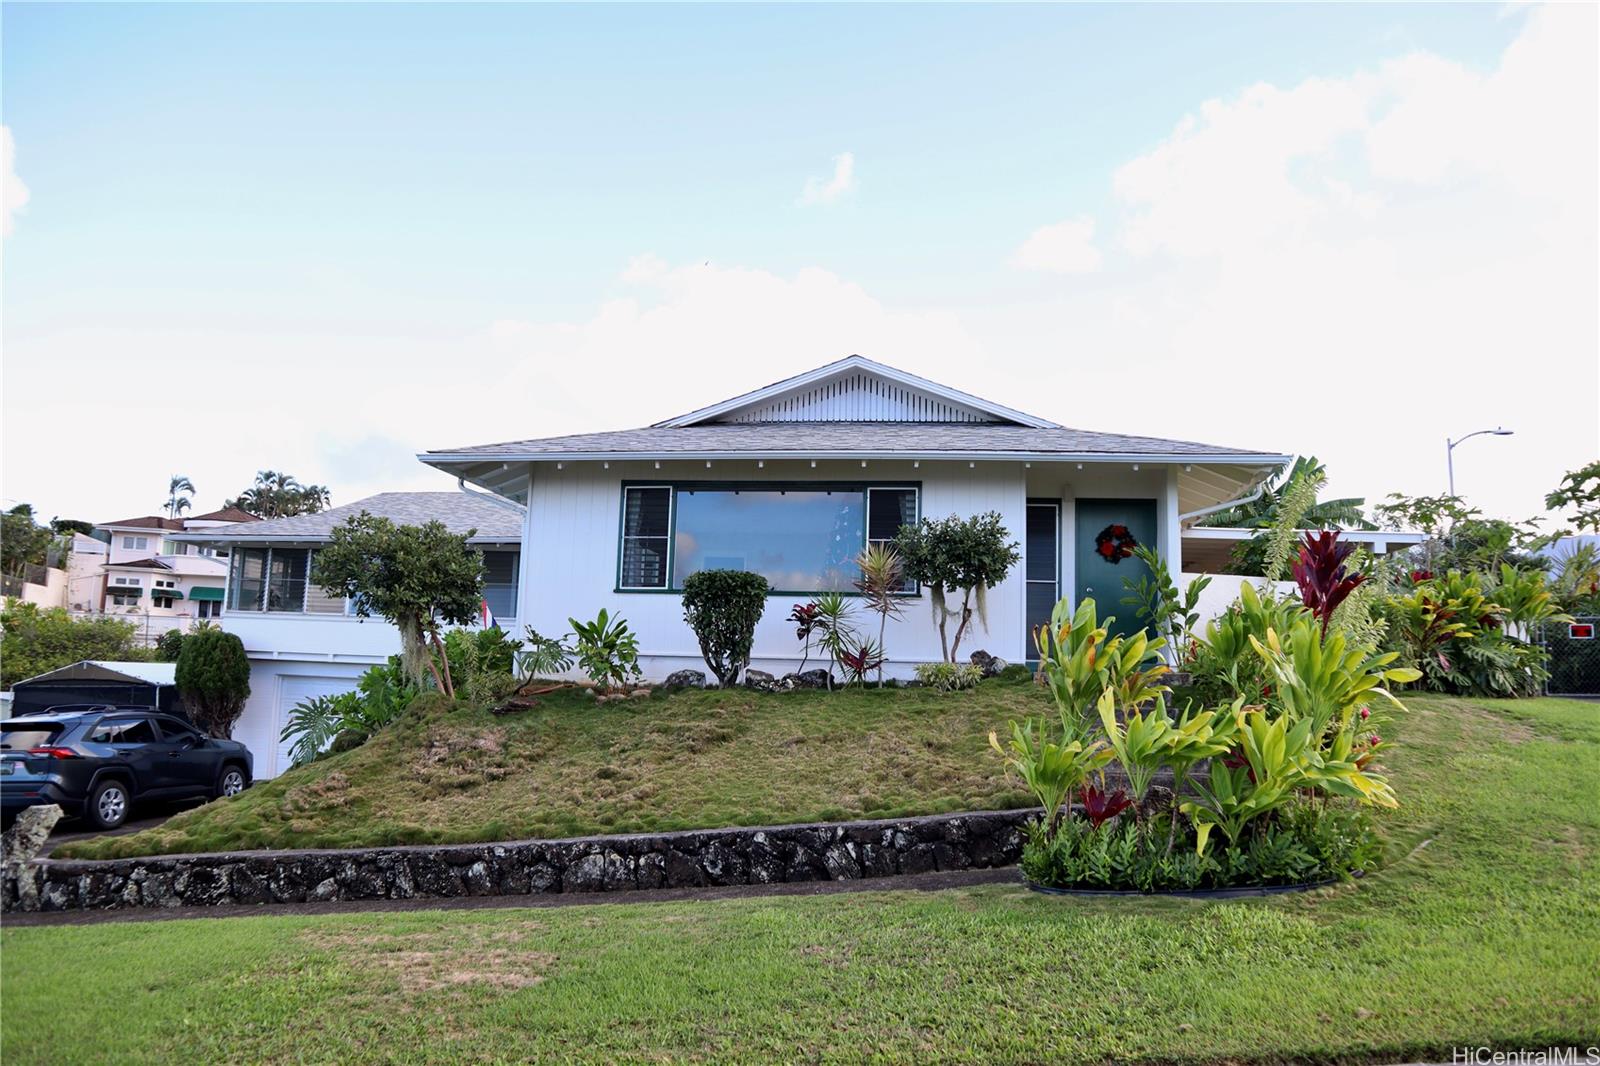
left=226, top=470, right=332, bottom=518
left=165, top=475, right=195, bottom=519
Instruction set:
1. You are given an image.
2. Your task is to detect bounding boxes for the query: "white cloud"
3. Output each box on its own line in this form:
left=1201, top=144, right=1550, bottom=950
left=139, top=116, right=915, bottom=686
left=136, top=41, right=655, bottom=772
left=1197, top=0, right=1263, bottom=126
left=799, top=152, right=856, bottom=206
left=1011, top=2, right=1597, bottom=525
left=2, top=126, right=30, bottom=238
left=1013, top=216, right=1103, bottom=274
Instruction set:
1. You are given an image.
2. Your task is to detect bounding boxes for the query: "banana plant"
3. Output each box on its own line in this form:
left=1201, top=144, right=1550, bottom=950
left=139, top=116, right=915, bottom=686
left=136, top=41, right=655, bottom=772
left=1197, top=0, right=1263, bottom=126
left=990, top=717, right=1113, bottom=831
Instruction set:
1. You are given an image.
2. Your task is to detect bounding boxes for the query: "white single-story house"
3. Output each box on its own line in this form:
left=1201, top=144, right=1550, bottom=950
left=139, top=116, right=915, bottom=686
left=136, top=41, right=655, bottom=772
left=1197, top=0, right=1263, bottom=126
left=419, top=355, right=1291, bottom=683
left=174, top=492, right=523, bottom=777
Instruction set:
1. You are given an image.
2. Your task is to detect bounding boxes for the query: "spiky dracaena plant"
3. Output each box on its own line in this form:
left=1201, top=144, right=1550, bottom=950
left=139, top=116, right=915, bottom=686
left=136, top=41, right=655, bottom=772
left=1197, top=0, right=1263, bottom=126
left=854, top=544, right=907, bottom=686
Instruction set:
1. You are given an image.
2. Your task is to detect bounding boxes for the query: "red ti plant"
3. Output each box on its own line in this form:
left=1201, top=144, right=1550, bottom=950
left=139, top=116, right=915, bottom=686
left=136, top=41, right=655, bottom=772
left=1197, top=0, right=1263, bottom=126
left=1292, top=530, right=1367, bottom=636
left=789, top=602, right=821, bottom=672
left=1080, top=783, right=1133, bottom=828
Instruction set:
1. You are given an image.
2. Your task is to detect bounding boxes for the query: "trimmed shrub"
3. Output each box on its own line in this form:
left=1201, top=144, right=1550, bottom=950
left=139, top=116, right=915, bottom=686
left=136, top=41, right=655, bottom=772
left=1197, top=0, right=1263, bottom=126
left=681, top=570, right=770, bottom=687
left=174, top=628, right=252, bottom=738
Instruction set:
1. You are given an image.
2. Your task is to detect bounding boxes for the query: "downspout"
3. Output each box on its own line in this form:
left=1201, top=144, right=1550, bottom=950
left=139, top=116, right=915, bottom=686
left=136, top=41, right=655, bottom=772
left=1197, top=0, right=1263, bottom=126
left=457, top=478, right=527, bottom=514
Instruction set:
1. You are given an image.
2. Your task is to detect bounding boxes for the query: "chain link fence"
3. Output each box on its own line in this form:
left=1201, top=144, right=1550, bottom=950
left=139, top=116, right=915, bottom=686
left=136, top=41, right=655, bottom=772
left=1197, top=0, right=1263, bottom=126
left=1538, top=616, right=1600, bottom=697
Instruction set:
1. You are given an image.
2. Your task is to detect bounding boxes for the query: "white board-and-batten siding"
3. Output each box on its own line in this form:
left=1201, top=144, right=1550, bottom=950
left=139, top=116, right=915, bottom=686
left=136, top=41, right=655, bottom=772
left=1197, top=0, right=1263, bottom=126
left=520, top=460, right=1030, bottom=679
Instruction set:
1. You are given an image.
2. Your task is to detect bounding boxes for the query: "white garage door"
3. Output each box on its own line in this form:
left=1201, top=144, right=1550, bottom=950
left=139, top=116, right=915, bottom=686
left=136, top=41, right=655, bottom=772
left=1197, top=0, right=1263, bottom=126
left=274, top=675, right=361, bottom=777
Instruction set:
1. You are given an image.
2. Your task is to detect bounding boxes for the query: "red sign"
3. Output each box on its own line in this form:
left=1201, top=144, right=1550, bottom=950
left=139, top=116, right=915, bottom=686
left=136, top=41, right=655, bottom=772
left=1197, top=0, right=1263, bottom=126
left=1571, top=623, right=1596, bottom=640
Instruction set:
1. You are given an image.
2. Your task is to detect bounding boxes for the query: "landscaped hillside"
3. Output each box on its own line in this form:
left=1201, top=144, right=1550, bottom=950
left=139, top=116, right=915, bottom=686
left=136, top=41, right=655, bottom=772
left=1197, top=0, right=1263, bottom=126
left=58, top=681, right=1044, bottom=859
left=9, top=694, right=1597, bottom=1063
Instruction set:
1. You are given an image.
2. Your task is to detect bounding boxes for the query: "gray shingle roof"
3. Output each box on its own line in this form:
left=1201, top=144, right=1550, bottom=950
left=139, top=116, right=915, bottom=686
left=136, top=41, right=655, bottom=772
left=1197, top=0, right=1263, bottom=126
left=424, top=422, right=1280, bottom=461
left=174, top=492, right=523, bottom=544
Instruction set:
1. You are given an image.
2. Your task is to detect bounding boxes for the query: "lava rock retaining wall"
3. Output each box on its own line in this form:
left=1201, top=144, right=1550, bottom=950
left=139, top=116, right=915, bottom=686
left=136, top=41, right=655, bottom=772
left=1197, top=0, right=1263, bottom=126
left=2, top=808, right=1036, bottom=913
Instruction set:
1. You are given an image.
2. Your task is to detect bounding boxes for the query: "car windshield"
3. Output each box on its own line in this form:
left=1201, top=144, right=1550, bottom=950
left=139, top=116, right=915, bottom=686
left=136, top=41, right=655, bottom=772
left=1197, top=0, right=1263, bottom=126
left=1, top=723, right=64, bottom=750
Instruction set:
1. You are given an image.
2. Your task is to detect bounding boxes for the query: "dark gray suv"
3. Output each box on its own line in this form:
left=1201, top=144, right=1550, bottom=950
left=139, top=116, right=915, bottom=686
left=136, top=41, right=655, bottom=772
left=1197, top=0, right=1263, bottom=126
left=0, top=707, right=252, bottom=830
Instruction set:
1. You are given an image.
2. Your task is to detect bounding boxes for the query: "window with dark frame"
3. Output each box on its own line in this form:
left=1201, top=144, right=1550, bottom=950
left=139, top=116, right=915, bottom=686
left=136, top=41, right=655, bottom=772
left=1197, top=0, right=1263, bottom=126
left=617, top=483, right=919, bottom=594
left=227, top=546, right=310, bottom=613
left=620, top=486, right=671, bottom=589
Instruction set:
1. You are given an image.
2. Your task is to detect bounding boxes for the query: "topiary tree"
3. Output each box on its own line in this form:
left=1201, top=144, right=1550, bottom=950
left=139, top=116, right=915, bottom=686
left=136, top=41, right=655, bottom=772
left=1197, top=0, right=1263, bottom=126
left=893, top=512, right=1020, bottom=663
left=681, top=569, right=770, bottom=687
left=311, top=513, right=484, bottom=698
left=174, top=627, right=252, bottom=738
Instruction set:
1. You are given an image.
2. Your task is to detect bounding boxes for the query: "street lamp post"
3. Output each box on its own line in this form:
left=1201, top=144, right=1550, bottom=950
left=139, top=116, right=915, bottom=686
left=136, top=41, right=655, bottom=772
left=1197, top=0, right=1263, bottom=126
left=1446, top=427, right=1514, bottom=497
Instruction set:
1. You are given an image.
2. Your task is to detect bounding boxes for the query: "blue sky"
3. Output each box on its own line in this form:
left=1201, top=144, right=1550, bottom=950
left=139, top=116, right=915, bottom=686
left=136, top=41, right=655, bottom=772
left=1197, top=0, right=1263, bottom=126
left=2, top=4, right=1593, bottom=527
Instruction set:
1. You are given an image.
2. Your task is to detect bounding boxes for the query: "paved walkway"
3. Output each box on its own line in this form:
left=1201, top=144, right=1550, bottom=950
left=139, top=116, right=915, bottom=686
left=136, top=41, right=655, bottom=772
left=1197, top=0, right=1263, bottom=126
left=4, top=866, right=1022, bottom=927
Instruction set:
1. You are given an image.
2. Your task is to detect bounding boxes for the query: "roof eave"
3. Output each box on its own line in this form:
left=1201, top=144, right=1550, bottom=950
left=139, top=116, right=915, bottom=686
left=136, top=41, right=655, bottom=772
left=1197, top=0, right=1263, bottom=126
left=165, top=532, right=521, bottom=546
left=420, top=450, right=1291, bottom=466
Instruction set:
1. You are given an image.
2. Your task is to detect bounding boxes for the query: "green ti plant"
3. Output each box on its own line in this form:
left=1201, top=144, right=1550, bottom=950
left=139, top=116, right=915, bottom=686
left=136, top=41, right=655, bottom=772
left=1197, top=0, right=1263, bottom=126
left=1035, top=596, right=1168, bottom=741
left=1180, top=705, right=1397, bottom=855
left=990, top=717, right=1113, bottom=833
left=1249, top=620, right=1418, bottom=743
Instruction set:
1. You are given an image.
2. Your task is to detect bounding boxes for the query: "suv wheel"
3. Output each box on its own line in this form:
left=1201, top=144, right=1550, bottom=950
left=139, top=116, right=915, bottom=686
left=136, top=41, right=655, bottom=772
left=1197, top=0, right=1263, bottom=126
left=216, top=766, right=246, bottom=799
left=88, top=780, right=130, bottom=830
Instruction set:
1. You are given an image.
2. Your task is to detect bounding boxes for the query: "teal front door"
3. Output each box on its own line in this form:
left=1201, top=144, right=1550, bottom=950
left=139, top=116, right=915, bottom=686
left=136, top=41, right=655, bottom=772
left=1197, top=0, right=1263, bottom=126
left=1073, top=498, right=1158, bottom=639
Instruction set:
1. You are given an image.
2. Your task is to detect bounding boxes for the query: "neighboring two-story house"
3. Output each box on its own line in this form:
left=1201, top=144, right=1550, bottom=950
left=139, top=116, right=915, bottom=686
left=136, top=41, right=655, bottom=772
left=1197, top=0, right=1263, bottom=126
left=175, top=493, right=523, bottom=777
left=91, top=507, right=260, bottom=632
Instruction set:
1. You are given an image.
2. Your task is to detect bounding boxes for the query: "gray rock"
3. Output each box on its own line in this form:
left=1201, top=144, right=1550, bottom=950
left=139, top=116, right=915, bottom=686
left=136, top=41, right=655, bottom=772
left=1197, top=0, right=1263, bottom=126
left=900, top=843, right=938, bottom=875
left=746, top=833, right=784, bottom=884
left=969, top=650, right=1007, bottom=678
left=182, top=865, right=232, bottom=906
left=781, top=669, right=831, bottom=690
left=860, top=844, right=898, bottom=878
left=785, top=845, right=828, bottom=883
left=742, top=669, right=782, bottom=692
left=821, top=842, right=860, bottom=880
left=230, top=865, right=271, bottom=905
left=463, top=860, right=496, bottom=896
left=2, top=804, right=63, bottom=866
left=636, top=852, right=667, bottom=890
left=566, top=850, right=632, bottom=892
left=2, top=807, right=1042, bottom=914
left=662, top=849, right=704, bottom=888
left=700, top=841, right=747, bottom=885
left=662, top=669, right=707, bottom=689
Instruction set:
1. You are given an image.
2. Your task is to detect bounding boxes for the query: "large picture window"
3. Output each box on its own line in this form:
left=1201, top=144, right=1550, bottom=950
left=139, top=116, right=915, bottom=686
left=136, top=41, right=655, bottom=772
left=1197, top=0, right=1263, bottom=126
left=617, top=483, right=918, bottom=594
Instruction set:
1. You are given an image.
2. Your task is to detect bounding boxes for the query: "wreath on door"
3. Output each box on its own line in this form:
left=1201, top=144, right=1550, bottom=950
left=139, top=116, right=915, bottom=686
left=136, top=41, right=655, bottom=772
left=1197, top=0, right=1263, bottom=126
left=1094, top=523, right=1139, bottom=563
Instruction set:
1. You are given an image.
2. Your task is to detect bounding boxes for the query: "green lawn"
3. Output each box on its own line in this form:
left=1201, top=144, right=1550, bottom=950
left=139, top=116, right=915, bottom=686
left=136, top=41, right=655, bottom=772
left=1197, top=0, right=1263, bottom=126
left=57, top=681, right=1043, bottom=859
left=5, top=694, right=1597, bottom=1064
